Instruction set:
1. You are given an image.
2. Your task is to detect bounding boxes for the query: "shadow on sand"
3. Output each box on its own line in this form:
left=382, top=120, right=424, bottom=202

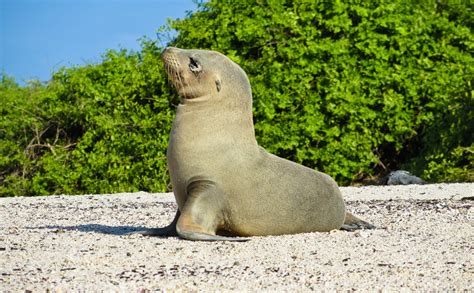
left=31, top=224, right=161, bottom=236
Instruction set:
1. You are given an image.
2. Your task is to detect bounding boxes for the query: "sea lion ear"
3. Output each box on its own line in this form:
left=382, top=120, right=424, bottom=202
left=215, top=79, right=222, bottom=92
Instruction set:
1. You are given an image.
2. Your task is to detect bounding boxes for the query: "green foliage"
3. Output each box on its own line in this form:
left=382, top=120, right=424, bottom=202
left=1, top=41, right=175, bottom=196
left=1, top=0, right=473, bottom=196
left=169, top=0, right=473, bottom=184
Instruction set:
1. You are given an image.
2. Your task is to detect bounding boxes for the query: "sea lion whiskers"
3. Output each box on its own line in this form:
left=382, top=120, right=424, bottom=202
left=164, top=55, right=186, bottom=99
left=164, top=62, right=173, bottom=87
left=172, top=59, right=186, bottom=99
left=163, top=56, right=175, bottom=84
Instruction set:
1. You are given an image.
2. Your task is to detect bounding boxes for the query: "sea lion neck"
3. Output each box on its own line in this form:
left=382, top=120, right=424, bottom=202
left=175, top=96, right=257, bottom=145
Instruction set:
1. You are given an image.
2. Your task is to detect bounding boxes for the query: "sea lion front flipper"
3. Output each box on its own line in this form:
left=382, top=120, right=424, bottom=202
left=176, top=179, right=248, bottom=242
left=340, top=212, right=376, bottom=231
left=128, top=210, right=180, bottom=236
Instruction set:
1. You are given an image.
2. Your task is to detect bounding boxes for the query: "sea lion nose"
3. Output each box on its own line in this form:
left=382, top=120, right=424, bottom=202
left=163, top=47, right=179, bottom=55
left=162, top=47, right=181, bottom=62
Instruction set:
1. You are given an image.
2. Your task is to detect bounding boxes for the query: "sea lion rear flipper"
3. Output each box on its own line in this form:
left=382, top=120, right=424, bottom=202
left=340, top=212, right=376, bottom=231
left=175, top=179, right=248, bottom=242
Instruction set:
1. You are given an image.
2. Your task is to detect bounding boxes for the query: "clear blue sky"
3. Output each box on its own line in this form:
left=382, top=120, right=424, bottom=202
left=0, top=0, right=198, bottom=84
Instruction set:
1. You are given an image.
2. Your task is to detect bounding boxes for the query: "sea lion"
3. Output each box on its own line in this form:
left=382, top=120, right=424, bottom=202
left=143, top=47, right=374, bottom=241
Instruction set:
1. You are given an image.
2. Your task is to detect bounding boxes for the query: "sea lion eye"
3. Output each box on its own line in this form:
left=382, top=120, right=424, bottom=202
left=189, top=57, right=202, bottom=73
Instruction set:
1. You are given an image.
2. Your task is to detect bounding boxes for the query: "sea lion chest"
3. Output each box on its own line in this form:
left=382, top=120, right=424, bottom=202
left=167, top=104, right=250, bottom=208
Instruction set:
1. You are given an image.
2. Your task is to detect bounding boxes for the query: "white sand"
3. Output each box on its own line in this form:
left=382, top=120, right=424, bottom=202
left=0, top=183, right=472, bottom=291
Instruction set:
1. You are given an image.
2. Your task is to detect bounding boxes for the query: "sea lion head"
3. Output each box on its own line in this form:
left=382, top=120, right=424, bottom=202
left=162, top=47, right=252, bottom=105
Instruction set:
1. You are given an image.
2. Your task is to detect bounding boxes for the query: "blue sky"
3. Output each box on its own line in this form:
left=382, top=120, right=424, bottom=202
left=0, top=0, right=197, bottom=84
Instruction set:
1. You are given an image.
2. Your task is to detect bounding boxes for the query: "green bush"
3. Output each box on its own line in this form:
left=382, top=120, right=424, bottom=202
left=1, top=0, right=472, bottom=196
left=169, top=0, right=473, bottom=184
left=1, top=42, right=175, bottom=196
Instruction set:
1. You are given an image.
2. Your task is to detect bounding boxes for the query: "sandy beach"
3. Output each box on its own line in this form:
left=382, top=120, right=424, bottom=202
left=0, top=183, right=472, bottom=291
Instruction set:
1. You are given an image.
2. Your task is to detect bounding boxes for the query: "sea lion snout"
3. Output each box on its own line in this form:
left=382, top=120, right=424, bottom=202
left=161, top=47, right=180, bottom=75
left=162, top=46, right=178, bottom=54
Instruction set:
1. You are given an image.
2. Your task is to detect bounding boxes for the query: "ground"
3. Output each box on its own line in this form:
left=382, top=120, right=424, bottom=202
left=0, top=183, right=472, bottom=291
